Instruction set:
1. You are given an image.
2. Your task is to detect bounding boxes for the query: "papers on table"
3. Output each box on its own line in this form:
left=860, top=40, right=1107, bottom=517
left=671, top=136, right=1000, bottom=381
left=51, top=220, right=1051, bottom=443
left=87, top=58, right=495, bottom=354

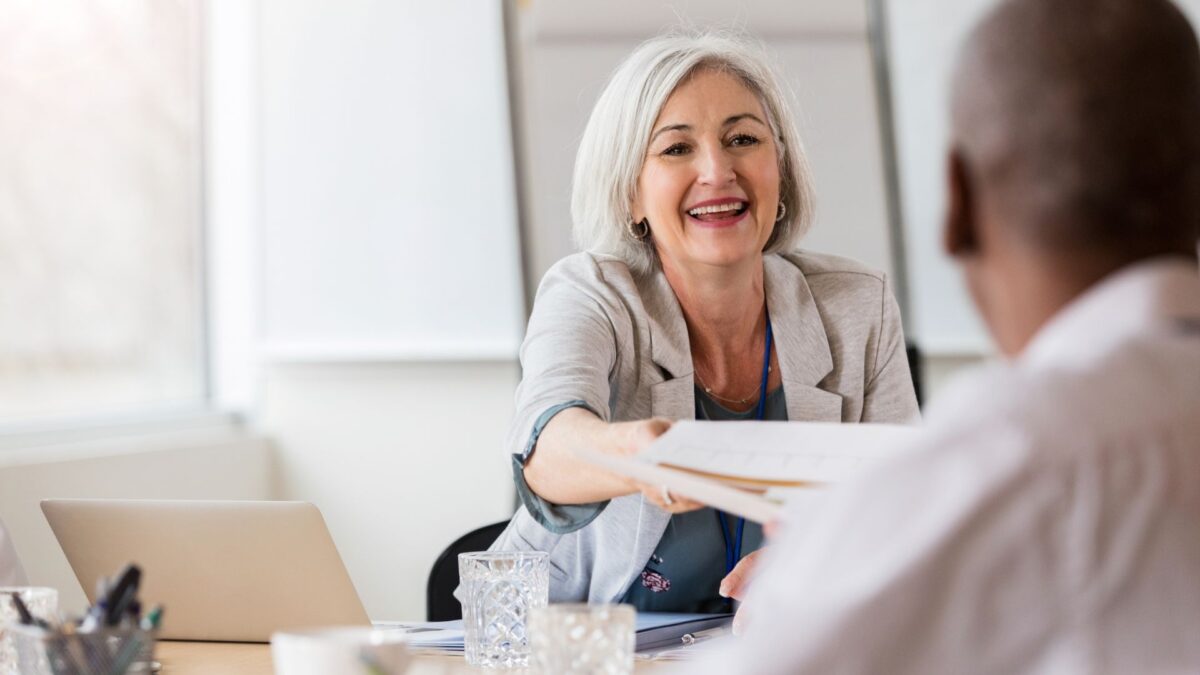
left=373, top=613, right=732, bottom=655
left=579, top=420, right=921, bottom=523
left=373, top=620, right=463, bottom=653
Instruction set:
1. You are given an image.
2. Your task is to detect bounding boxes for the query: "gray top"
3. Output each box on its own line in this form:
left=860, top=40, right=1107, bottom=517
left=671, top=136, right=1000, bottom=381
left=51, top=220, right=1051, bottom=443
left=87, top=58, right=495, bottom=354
left=488, top=250, right=920, bottom=604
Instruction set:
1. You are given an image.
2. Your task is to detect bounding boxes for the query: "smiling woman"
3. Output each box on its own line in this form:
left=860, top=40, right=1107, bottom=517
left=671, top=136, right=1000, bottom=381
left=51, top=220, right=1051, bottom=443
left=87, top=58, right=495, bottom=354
left=487, top=32, right=920, bottom=614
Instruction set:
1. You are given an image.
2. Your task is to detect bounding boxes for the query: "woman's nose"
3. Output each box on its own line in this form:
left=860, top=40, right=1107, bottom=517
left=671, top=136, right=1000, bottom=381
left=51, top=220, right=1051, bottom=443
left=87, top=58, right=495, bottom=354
left=696, top=144, right=736, bottom=186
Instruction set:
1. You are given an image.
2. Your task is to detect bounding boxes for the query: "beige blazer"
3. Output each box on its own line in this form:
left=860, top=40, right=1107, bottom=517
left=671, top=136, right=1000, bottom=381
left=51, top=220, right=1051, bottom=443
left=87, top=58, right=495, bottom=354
left=490, top=250, right=920, bottom=603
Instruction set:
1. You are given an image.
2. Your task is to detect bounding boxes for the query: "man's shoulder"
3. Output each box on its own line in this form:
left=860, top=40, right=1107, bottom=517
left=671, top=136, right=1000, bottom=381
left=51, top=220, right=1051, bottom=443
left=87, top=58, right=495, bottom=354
left=917, top=339, right=1200, bottom=477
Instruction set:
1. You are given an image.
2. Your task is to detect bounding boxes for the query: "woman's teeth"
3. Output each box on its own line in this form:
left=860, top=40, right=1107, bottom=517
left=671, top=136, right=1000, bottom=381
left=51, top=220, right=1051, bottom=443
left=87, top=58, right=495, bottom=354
left=687, top=202, right=746, bottom=217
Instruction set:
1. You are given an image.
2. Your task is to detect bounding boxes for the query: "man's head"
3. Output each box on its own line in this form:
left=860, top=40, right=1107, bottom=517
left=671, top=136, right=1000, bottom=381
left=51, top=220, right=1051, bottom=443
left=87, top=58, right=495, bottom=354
left=946, top=0, right=1200, bottom=355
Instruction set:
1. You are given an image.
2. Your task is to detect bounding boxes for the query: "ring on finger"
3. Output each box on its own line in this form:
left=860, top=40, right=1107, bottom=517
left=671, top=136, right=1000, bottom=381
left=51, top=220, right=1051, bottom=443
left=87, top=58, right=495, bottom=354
left=661, top=485, right=674, bottom=506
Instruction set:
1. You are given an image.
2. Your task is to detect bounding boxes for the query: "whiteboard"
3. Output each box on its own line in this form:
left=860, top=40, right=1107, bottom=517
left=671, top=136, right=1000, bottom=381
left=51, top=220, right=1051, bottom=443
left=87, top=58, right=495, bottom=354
left=258, top=0, right=525, bottom=361
left=884, top=0, right=1200, bottom=355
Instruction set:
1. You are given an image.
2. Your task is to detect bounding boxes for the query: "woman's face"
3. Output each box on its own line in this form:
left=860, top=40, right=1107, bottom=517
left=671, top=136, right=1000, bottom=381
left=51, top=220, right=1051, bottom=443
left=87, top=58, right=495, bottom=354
left=633, top=68, right=781, bottom=272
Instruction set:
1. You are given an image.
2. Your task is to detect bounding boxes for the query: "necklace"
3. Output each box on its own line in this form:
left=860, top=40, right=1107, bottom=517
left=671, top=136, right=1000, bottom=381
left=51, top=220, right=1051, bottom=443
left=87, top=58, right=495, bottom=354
left=695, top=364, right=772, bottom=406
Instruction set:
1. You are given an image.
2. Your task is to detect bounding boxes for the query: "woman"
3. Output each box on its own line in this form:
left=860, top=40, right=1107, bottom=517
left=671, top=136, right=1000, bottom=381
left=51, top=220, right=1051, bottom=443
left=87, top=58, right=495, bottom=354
left=490, top=32, right=919, bottom=612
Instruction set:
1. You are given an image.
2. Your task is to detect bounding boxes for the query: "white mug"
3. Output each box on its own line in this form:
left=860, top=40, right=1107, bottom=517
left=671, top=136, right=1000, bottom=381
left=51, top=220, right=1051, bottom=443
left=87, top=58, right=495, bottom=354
left=271, top=626, right=409, bottom=675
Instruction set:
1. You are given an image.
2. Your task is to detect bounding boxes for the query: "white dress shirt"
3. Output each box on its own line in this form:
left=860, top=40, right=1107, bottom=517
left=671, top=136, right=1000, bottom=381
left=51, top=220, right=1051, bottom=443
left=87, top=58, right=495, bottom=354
left=695, top=258, right=1200, bottom=674
left=0, top=517, right=28, bottom=587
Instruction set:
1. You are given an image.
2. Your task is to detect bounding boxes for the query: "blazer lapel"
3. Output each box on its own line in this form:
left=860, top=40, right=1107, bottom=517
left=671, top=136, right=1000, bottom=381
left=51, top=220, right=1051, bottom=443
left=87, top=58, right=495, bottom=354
left=635, top=269, right=696, bottom=420
left=764, top=255, right=844, bottom=422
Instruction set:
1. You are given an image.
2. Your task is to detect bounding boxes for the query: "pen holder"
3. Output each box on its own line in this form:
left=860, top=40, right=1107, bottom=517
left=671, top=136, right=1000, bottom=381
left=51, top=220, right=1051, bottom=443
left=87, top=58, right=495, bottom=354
left=8, top=624, right=157, bottom=675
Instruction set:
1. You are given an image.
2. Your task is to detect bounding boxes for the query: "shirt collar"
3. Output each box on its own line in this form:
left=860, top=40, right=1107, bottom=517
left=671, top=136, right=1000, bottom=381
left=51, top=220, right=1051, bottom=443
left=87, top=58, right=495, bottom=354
left=1020, top=256, right=1200, bottom=372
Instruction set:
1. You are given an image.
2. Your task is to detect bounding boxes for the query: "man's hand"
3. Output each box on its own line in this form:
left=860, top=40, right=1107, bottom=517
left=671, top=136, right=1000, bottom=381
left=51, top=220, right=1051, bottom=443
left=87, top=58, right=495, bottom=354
left=719, top=520, right=782, bottom=635
left=719, top=548, right=762, bottom=601
left=721, top=549, right=764, bottom=635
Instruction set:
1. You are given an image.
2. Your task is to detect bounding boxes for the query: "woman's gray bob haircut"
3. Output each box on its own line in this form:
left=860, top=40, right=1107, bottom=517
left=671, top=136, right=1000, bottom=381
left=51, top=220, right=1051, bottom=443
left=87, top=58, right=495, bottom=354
left=571, top=31, right=816, bottom=275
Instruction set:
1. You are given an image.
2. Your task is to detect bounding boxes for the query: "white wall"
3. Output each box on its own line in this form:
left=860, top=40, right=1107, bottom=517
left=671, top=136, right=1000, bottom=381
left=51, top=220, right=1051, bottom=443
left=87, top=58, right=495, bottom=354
left=257, top=0, right=525, bottom=361
left=245, top=0, right=527, bottom=621
left=257, top=362, right=517, bottom=620
left=0, top=429, right=272, bottom=613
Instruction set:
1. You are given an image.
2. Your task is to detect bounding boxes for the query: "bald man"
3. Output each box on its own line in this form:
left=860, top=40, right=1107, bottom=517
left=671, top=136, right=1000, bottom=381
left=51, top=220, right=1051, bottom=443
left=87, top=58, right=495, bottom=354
left=693, top=0, right=1200, bottom=672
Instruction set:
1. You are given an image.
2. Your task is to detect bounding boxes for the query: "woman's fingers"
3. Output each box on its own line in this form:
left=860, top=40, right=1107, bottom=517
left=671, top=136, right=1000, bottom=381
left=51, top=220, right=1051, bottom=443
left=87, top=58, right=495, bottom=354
left=637, top=482, right=704, bottom=513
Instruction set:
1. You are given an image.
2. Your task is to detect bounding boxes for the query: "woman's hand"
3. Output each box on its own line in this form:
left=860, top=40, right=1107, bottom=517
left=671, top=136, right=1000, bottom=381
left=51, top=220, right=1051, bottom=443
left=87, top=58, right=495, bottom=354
left=635, top=481, right=705, bottom=514
left=614, top=417, right=704, bottom=513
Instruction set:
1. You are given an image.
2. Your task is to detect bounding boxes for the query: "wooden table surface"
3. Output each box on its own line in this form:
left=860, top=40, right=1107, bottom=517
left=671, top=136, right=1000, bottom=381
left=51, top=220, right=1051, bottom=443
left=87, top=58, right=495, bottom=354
left=157, top=640, right=677, bottom=674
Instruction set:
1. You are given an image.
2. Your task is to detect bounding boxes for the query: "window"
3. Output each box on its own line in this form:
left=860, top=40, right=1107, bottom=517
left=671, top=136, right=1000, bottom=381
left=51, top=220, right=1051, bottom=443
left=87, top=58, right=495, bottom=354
left=0, top=1, right=205, bottom=424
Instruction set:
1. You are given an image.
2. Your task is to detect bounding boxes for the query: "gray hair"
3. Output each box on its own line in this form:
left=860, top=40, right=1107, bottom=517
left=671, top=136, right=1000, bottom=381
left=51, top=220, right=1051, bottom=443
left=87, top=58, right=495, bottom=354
left=571, top=31, right=816, bottom=275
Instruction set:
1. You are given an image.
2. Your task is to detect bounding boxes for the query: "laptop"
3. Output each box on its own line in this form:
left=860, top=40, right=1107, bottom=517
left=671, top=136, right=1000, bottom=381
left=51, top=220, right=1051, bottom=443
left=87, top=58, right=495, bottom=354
left=41, top=499, right=370, bottom=642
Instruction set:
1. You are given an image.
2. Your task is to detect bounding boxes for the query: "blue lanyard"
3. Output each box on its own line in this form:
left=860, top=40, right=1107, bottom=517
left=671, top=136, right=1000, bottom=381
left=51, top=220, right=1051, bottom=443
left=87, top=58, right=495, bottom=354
left=716, top=313, right=772, bottom=576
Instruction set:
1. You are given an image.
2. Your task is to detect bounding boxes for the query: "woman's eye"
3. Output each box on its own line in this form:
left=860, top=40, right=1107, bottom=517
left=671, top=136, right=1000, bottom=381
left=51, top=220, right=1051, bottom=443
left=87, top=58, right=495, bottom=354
left=661, top=143, right=690, bottom=156
left=729, top=134, right=761, bottom=147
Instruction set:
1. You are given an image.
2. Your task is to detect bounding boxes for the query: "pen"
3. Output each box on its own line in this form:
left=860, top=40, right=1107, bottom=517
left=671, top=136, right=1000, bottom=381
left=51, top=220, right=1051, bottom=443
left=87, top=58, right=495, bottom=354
left=103, top=564, right=142, bottom=627
left=681, top=626, right=730, bottom=646
left=10, top=592, right=49, bottom=629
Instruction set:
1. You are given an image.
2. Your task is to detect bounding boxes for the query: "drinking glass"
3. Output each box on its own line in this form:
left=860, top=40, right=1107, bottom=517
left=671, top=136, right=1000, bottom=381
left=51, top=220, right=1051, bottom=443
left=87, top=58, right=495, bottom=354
left=529, top=603, right=634, bottom=675
left=458, top=551, right=549, bottom=668
left=0, top=587, right=57, bottom=675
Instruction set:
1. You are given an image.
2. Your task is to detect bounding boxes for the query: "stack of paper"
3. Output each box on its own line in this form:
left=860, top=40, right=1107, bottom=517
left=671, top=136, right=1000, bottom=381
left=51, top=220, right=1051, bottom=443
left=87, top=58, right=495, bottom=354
left=373, top=621, right=463, bottom=653
left=579, top=420, right=920, bottom=523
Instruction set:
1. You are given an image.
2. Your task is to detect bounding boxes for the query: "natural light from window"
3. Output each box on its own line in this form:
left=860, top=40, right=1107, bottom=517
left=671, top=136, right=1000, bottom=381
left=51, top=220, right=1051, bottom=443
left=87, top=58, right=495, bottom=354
left=0, top=0, right=205, bottom=425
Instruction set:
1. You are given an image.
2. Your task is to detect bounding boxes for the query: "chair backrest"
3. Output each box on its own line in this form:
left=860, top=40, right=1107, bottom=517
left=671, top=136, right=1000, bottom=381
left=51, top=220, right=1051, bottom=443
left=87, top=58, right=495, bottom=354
left=426, top=520, right=510, bottom=621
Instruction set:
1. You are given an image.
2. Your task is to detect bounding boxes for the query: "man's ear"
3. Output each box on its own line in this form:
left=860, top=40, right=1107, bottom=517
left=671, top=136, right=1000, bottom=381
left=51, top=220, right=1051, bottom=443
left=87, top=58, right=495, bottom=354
left=943, top=148, right=979, bottom=258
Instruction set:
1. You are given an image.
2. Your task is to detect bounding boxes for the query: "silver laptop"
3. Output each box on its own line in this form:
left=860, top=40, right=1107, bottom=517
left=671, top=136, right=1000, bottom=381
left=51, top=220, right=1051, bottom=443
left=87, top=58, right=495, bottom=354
left=42, top=499, right=370, bottom=642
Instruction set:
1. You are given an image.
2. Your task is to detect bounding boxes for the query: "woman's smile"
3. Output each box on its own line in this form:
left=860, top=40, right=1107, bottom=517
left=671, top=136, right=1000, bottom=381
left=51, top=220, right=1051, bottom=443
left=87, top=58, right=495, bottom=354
left=685, top=197, right=751, bottom=229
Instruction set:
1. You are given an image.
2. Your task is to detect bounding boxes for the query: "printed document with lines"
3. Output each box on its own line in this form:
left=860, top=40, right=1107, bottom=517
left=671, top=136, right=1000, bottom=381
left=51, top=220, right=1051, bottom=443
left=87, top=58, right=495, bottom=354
left=578, top=421, right=920, bottom=523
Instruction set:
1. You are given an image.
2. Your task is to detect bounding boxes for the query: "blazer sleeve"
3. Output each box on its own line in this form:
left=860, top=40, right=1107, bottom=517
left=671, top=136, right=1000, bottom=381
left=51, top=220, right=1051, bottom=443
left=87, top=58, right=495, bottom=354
left=506, top=256, right=626, bottom=533
left=860, top=273, right=921, bottom=424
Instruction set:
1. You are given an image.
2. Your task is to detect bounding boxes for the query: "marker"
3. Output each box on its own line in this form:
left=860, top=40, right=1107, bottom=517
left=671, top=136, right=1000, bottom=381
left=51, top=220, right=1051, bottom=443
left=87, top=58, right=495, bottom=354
left=103, top=564, right=142, bottom=627
left=141, top=605, right=164, bottom=631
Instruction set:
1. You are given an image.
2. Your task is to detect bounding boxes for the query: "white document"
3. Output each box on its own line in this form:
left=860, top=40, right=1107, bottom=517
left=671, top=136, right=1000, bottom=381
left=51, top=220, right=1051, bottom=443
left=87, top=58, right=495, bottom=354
left=643, top=420, right=921, bottom=486
left=578, top=421, right=921, bottom=524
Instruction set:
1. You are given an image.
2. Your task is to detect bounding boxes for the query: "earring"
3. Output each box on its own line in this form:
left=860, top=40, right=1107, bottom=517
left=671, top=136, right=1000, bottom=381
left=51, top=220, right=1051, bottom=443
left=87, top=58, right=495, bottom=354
left=776, top=202, right=787, bottom=223
left=627, top=218, right=650, bottom=241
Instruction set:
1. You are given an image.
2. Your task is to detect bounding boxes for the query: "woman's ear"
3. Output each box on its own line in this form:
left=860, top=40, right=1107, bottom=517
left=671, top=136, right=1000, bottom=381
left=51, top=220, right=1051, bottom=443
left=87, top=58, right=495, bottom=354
left=943, top=148, right=979, bottom=258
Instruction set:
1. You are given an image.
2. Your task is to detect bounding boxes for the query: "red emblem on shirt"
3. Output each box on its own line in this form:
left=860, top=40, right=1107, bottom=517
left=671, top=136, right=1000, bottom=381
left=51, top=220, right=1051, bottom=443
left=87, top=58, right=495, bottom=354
left=641, top=569, right=671, bottom=592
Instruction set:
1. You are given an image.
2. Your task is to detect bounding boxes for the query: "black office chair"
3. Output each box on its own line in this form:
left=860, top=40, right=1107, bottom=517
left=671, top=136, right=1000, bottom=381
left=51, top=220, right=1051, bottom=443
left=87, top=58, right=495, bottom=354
left=426, top=520, right=510, bottom=621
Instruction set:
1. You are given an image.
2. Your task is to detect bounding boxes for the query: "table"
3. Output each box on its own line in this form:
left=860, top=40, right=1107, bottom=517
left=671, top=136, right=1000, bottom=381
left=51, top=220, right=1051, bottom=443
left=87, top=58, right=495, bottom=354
left=157, top=640, right=677, bottom=673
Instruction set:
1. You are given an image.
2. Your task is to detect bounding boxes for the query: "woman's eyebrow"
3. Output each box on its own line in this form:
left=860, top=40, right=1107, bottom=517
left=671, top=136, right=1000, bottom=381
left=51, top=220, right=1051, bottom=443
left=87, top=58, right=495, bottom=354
left=649, top=113, right=766, bottom=143
left=649, top=123, right=689, bottom=143
left=724, top=113, right=767, bottom=128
